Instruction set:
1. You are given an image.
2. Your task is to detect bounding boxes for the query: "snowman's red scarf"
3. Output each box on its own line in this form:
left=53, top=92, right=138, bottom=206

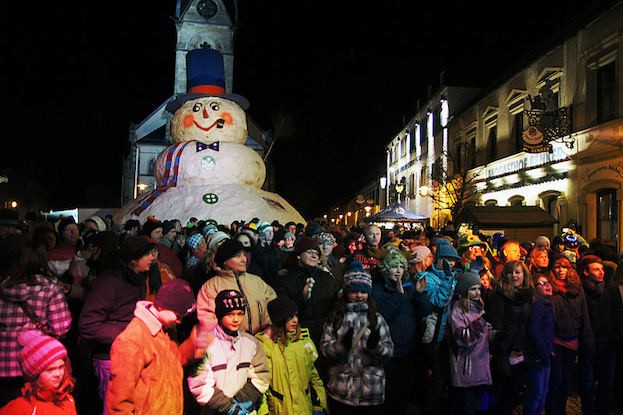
left=162, top=141, right=191, bottom=186
left=132, top=141, right=190, bottom=216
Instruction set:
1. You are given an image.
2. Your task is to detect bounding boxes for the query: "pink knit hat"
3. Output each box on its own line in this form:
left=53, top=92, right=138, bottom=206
left=18, top=330, right=67, bottom=380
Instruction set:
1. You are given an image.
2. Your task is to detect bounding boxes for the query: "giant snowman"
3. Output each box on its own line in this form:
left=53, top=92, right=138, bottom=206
left=114, top=48, right=306, bottom=226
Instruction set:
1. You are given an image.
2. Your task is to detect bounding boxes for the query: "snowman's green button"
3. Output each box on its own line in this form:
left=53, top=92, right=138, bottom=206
left=202, top=193, right=218, bottom=204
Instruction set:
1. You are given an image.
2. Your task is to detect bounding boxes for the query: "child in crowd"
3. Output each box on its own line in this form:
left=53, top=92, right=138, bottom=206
left=106, top=278, right=197, bottom=414
left=0, top=330, right=77, bottom=415
left=320, top=261, right=394, bottom=415
left=448, top=272, right=493, bottom=415
left=256, top=294, right=327, bottom=415
left=189, top=289, right=270, bottom=415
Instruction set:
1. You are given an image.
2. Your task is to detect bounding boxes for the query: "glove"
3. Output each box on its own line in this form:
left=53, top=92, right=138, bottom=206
left=442, top=259, right=453, bottom=277
left=470, top=256, right=484, bottom=273
left=227, top=400, right=253, bottom=415
left=366, top=327, right=380, bottom=349
left=341, top=327, right=354, bottom=351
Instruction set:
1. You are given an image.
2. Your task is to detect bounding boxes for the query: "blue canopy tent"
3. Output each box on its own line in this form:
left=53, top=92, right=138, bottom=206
left=364, top=203, right=427, bottom=223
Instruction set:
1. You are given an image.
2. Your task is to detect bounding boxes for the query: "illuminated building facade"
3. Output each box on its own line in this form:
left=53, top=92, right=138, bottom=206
left=386, top=2, right=623, bottom=249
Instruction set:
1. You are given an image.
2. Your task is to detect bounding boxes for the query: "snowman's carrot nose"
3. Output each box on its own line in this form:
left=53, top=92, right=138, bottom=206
left=203, top=107, right=209, bottom=118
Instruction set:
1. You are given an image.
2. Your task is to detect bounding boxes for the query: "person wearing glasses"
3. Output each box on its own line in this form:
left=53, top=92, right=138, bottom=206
left=524, top=273, right=555, bottom=415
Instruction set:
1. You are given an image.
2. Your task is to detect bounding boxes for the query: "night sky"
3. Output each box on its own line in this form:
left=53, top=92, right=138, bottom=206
left=0, top=1, right=604, bottom=219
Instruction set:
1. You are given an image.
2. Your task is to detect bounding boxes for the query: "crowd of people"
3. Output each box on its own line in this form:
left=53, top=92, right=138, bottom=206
left=1, top=206, right=622, bottom=415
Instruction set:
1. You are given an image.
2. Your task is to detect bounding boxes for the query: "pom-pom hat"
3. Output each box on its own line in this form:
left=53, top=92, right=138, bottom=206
left=343, top=261, right=372, bottom=294
left=166, top=48, right=249, bottom=113
left=154, top=279, right=195, bottom=317
left=267, top=295, right=298, bottom=326
left=215, top=289, right=247, bottom=321
left=18, top=330, right=67, bottom=380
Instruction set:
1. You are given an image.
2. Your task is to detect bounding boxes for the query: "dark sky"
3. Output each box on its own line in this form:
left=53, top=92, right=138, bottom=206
left=0, top=1, right=604, bottom=219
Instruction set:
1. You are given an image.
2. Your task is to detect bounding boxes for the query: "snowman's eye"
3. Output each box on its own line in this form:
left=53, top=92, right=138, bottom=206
left=192, top=103, right=202, bottom=112
left=210, top=103, right=220, bottom=111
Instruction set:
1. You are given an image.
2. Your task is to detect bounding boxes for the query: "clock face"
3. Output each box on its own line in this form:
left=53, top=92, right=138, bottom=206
left=197, top=0, right=218, bottom=19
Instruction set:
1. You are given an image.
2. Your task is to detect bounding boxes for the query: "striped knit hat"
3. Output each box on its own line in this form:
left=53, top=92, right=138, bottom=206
left=343, top=261, right=372, bottom=294
left=18, top=330, right=67, bottom=380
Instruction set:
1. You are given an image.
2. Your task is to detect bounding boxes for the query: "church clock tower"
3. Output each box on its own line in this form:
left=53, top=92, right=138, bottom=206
left=122, top=0, right=269, bottom=205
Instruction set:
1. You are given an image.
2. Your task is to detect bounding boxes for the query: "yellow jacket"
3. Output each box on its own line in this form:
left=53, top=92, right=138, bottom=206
left=256, top=327, right=327, bottom=415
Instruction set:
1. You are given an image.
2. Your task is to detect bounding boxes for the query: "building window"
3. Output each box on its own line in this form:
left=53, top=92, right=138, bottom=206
left=434, top=108, right=441, bottom=135
left=509, top=195, right=524, bottom=206
left=401, top=137, right=407, bottom=158
left=409, top=126, right=416, bottom=150
left=453, top=142, right=462, bottom=173
left=469, top=136, right=476, bottom=168
left=596, top=61, right=616, bottom=123
left=597, top=189, right=618, bottom=246
left=421, top=119, right=428, bottom=148
left=487, top=125, right=497, bottom=162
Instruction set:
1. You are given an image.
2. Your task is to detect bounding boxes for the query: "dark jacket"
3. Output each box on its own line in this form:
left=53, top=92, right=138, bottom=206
left=582, top=279, right=616, bottom=344
left=275, top=264, right=340, bottom=346
left=525, top=295, right=554, bottom=365
left=78, top=259, right=148, bottom=359
left=486, top=287, right=533, bottom=376
left=371, top=277, right=432, bottom=358
left=550, top=286, right=595, bottom=356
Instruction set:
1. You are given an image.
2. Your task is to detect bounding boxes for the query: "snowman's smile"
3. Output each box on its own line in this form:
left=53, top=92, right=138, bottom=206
left=193, top=118, right=225, bottom=131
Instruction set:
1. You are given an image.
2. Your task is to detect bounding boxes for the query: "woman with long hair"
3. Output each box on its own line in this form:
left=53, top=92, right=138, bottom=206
left=545, top=254, right=594, bottom=415
left=486, top=260, right=535, bottom=415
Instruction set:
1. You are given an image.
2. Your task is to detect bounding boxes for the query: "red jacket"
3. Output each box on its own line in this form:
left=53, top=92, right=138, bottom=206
left=0, top=395, right=77, bottom=415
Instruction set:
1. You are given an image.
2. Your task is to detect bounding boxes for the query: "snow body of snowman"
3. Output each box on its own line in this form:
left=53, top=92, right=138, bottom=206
left=114, top=48, right=306, bottom=226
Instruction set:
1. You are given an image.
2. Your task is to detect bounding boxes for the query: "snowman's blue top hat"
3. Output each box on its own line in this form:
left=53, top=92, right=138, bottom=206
left=166, top=47, right=249, bottom=113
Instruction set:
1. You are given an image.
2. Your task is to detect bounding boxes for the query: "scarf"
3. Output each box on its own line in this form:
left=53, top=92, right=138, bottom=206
left=23, top=375, right=75, bottom=407
left=582, top=277, right=605, bottom=296
left=551, top=277, right=568, bottom=294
